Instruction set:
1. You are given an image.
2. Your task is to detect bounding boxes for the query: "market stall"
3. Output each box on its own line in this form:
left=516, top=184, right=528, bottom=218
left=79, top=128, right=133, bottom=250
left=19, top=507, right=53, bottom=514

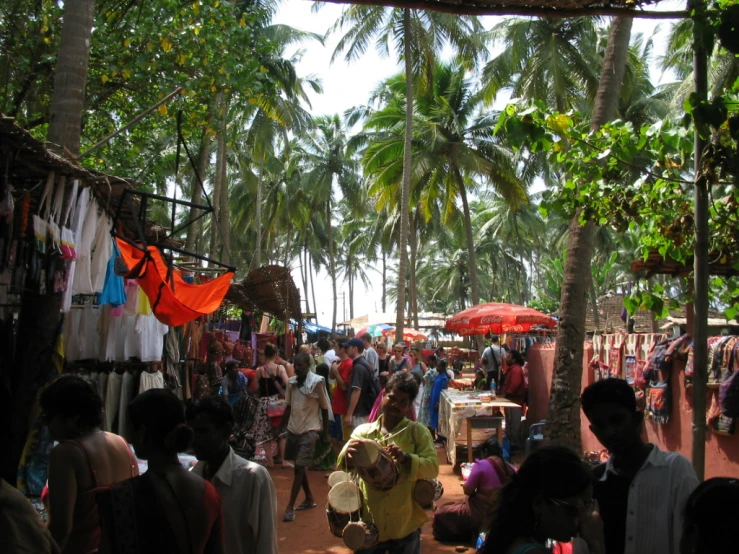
left=438, top=389, right=521, bottom=467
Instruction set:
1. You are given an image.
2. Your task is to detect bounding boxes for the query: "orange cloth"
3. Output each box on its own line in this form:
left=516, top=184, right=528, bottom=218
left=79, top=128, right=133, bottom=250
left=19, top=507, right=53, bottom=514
left=115, top=239, right=234, bottom=327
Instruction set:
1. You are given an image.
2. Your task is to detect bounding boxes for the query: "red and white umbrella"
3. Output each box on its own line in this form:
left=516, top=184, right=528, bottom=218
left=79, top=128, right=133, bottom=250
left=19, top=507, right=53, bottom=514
left=445, top=303, right=555, bottom=336
left=382, top=327, right=428, bottom=342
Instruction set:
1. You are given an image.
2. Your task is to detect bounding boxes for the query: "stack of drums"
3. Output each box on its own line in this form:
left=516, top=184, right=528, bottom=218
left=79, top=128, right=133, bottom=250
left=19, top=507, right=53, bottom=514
left=326, top=471, right=379, bottom=551
left=412, top=478, right=444, bottom=510
left=352, top=440, right=399, bottom=491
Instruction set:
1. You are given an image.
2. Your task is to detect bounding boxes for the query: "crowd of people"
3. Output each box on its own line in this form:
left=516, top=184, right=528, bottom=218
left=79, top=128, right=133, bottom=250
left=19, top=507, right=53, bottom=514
left=1, top=335, right=737, bottom=554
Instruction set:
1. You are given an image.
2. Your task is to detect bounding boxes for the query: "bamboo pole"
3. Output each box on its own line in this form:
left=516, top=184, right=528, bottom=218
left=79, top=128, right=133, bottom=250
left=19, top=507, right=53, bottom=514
left=690, top=0, right=709, bottom=482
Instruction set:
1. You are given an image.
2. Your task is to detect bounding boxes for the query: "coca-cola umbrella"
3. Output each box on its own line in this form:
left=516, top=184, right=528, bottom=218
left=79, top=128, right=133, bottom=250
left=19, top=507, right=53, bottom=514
left=445, top=303, right=556, bottom=336
left=382, top=327, right=428, bottom=342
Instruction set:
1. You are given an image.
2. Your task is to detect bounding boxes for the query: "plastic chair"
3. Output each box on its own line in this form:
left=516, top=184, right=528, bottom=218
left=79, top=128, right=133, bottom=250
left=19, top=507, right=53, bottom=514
left=525, top=420, right=546, bottom=457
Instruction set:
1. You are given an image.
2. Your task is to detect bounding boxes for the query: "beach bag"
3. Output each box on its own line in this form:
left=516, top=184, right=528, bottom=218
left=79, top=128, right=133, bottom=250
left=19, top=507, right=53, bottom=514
left=267, top=398, right=287, bottom=421
left=719, top=367, right=739, bottom=418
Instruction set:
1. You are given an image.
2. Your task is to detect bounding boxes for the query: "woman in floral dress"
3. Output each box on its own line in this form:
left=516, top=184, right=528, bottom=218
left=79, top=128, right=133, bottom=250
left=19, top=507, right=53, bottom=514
left=418, top=354, right=439, bottom=429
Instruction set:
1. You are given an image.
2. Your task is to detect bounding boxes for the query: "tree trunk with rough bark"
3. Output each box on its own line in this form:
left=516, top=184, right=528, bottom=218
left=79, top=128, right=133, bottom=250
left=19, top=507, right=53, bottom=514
left=382, top=251, right=387, bottom=312
left=46, top=0, right=95, bottom=156
left=409, top=210, right=419, bottom=330
left=547, top=17, right=633, bottom=450
left=218, top=129, right=230, bottom=264
left=249, top=162, right=264, bottom=272
left=185, top=128, right=212, bottom=252
left=457, top=169, right=483, bottom=351
left=395, top=8, right=413, bottom=343
left=327, top=202, right=338, bottom=338
left=209, top=101, right=225, bottom=261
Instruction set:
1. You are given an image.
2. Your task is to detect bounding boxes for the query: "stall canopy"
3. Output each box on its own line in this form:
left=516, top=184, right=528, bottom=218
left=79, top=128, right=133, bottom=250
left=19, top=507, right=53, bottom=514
left=225, top=265, right=301, bottom=321
left=446, top=303, right=556, bottom=336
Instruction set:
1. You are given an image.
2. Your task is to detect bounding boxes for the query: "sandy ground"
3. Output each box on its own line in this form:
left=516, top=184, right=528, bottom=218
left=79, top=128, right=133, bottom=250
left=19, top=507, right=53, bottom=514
left=267, top=431, right=491, bottom=554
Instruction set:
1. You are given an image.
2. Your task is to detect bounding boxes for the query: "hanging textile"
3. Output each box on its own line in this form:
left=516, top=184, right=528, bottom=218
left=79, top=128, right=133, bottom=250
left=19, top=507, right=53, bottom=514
left=115, top=238, right=234, bottom=327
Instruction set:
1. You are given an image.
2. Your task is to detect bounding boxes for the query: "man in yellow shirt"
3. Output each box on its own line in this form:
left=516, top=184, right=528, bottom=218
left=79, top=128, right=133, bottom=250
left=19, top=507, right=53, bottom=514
left=339, top=372, right=439, bottom=553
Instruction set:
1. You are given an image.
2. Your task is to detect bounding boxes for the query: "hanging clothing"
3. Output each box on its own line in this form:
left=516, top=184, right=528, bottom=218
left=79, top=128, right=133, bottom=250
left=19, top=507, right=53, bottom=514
left=89, top=210, right=113, bottom=293
left=72, top=195, right=98, bottom=295
left=105, top=372, right=123, bottom=433
left=139, top=370, right=165, bottom=393
left=123, top=279, right=139, bottom=315
left=135, top=314, right=168, bottom=362
left=62, top=187, right=90, bottom=311
left=98, top=240, right=127, bottom=307
left=115, top=238, right=234, bottom=327
left=118, top=371, right=137, bottom=437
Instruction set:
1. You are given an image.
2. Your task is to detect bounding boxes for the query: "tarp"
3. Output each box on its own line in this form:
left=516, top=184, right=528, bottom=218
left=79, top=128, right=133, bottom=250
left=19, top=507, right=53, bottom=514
left=116, top=238, right=234, bottom=326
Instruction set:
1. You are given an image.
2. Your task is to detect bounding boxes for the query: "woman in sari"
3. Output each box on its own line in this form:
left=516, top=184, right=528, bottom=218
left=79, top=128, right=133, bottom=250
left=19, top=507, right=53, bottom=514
left=97, top=389, right=223, bottom=554
left=432, top=440, right=515, bottom=542
left=417, top=354, right=438, bottom=429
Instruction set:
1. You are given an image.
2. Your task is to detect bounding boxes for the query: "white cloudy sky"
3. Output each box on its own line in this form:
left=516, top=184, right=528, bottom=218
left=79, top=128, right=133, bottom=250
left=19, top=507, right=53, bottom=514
left=272, top=0, right=687, bottom=327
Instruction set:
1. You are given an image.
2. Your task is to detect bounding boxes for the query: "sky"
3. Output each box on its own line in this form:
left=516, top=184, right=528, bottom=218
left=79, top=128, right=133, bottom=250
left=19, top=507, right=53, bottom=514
left=272, top=0, right=687, bottom=328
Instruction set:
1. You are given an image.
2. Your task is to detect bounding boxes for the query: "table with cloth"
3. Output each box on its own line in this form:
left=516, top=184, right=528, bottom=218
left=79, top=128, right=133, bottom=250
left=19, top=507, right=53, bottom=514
left=438, top=389, right=521, bottom=466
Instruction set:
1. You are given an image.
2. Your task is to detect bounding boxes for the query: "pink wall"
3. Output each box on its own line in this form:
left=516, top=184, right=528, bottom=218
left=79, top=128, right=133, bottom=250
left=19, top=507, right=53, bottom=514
left=526, top=342, right=739, bottom=478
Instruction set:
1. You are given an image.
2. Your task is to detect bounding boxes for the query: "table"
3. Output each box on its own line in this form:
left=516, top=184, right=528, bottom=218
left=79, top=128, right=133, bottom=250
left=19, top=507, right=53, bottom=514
left=438, top=389, right=521, bottom=466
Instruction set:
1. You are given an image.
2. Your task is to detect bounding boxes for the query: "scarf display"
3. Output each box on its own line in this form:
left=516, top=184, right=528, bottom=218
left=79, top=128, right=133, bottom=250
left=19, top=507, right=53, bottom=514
left=646, top=381, right=671, bottom=424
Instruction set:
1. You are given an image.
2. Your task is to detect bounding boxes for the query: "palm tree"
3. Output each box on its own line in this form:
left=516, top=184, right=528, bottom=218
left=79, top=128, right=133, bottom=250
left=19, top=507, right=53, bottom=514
left=548, top=17, right=634, bottom=451
left=360, top=64, right=527, bottom=347
left=299, top=114, right=361, bottom=336
left=327, top=4, right=486, bottom=341
left=481, top=17, right=600, bottom=112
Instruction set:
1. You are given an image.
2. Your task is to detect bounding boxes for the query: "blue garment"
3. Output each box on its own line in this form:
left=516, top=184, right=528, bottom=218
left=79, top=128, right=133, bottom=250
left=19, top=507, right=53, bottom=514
left=99, top=240, right=127, bottom=307
left=222, top=371, right=248, bottom=407
left=429, top=372, right=449, bottom=431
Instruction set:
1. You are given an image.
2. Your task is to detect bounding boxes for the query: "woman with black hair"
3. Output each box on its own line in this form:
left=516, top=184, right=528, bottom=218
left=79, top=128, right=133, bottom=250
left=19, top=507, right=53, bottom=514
left=433, top=439, right=515, bottom=542
left=97, top=389, right=223, bottom=554
left=40, top=374, right=138, bottom=554
left=483, top=446, right=604, bottom=554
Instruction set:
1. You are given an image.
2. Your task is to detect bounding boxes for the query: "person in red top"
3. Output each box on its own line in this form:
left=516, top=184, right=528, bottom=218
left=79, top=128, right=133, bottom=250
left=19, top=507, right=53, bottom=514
left=329, top=342, right=353, bottom=454
left=501, top=349, right=526, bottom=453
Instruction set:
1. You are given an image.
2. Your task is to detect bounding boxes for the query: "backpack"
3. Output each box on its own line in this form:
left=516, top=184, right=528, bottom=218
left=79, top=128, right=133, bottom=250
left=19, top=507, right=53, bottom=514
left=355, top=357, right=380, bottom=402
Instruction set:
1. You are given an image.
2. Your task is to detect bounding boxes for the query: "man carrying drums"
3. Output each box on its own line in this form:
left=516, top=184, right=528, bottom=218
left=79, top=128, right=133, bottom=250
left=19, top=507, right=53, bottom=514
left=339, top=372, right=439, bottom=553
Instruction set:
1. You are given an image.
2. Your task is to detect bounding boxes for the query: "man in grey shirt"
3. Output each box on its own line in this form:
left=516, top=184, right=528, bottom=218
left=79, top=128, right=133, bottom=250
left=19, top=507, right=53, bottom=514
left=361, top=333, right=379, bottom=379
left=481, top=336, right=503, bottom=382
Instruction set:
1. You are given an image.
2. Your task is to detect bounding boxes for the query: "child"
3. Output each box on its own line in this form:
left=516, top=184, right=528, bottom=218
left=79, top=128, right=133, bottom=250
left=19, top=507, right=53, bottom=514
left=279, top=352, right=330, bottom=522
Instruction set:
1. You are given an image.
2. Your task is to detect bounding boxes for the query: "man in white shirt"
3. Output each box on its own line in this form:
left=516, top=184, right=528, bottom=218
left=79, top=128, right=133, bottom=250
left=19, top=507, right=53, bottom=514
left=481, top=336, right=502, bottom=383
left=581, top=378, right=698, bottom=554
left=280, top=352, right=331, bottom=522
left=187, top=396, right=278, bottom=554
left=361, top=333, right=379, bottom=378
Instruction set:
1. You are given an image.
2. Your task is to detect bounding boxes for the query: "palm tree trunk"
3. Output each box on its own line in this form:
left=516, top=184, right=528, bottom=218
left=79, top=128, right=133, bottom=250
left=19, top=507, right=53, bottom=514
left=547, top=17, right=633, bottom=450
left=395, top=8, right=413, bottom=343
left=46, top=0, right=95, bottom=156
left=249, top=161, right=264, bottom=272
left=185, top=128, right=212, bottom=252
left=590, top=272, right=600, bottom=330
left=327, top=202, right=338, bottom=338
left=382, top=251, right=387, bottom=312
left=310, top=254, right=318, bottom=324
left=209, top=100, right=226, bottom=261
left=218, top=104, right=231, bottom=264
left=409, top=210, right=419, bottom=330
left=349, top=271, right=354, bottom=320
left=456, top=168, right=483, bottom=350
left=301, top=244, right=311, bottom=314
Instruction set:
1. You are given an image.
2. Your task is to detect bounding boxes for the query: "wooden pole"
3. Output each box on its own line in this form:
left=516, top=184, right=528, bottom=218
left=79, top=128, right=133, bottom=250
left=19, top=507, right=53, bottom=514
left=690, top=0, right=709, bottom=482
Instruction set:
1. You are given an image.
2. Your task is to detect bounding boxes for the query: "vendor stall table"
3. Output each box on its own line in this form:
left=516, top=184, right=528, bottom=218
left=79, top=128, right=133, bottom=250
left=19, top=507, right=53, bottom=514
left=438, top=389, right=521, bottom=466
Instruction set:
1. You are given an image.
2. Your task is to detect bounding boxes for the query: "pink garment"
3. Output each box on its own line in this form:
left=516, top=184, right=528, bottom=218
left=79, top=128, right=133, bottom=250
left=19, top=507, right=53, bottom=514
left=368, top=387, right=416, bottom=422
left=123, top=280, right=139, bottom=316
left=465, top=458, right=503, bottom=490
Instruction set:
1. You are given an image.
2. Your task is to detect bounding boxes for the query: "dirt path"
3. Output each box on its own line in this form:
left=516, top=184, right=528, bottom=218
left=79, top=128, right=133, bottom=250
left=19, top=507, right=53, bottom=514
left=268, top=445, right=475, bottom=554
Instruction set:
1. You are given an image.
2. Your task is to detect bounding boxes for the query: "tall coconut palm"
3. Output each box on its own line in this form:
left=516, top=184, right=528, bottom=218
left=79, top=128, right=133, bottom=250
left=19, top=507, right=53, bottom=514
left=481, top=17, right=600, bottom=112
left=299, top=114, right=361, bottom=336
left=326, top=4, right=486, bottom=341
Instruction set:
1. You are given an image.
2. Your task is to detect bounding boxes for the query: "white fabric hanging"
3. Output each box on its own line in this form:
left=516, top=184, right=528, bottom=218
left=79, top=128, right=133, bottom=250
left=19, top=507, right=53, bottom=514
left=73, top=195, right=99, bottom=295
left=63, top=186, right=90, bottom=309
left=90, top=210, right=113, bottom=293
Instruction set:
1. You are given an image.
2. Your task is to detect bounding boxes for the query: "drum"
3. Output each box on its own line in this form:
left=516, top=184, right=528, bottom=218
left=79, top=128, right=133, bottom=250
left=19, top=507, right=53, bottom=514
left=353, top=439, right=399, bottom=491
left=326, top=481, right=363, bottom=538
left=343, top=521, right=379, bottom=551
left=433, top=478, right=444, bottom=500
left=328, top=470, right=351, bottom=488
left=412, top=479, right=437, bottom=510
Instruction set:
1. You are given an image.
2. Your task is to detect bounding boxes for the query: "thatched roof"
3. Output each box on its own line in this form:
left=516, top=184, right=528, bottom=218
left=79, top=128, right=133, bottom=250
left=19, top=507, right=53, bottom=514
left=317, top=0, right=686, bottom=18
left=225, top=265, right=302, bottom=321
